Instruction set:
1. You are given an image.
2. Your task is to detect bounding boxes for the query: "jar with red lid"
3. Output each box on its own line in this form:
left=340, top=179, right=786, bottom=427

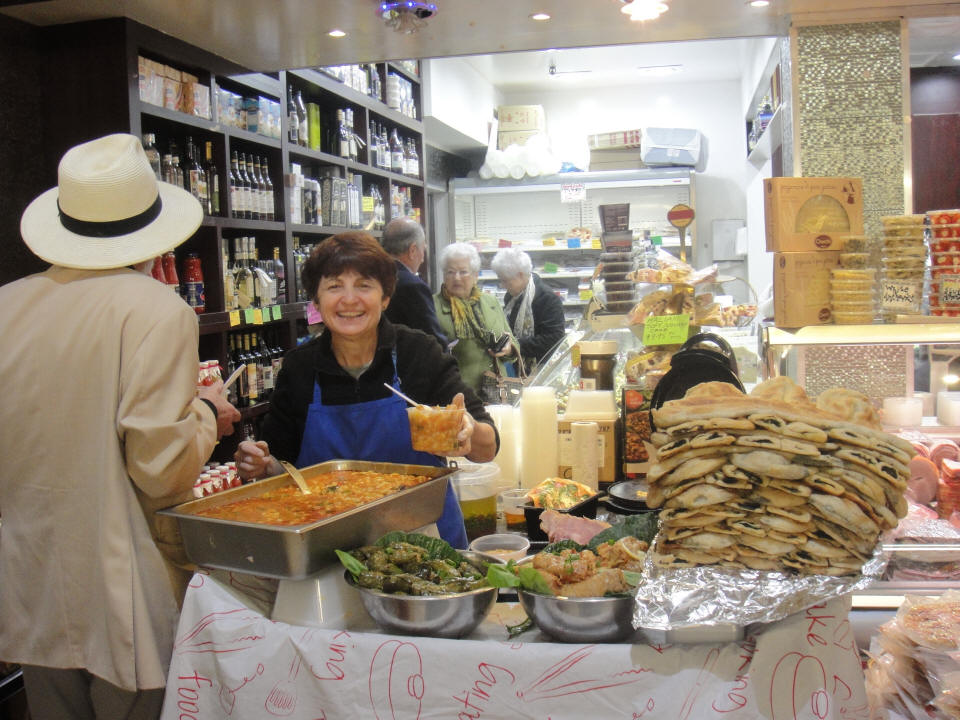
left=183, top=252, right=205, bottom=313
left=161, top=252, right=180, bottom=296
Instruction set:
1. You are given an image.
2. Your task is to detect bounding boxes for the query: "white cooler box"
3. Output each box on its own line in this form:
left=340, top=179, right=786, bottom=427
left=640, top=127, right=707, bottom=171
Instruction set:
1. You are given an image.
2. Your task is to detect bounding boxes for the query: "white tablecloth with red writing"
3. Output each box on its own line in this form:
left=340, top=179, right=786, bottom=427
left=161, top=572, right=868, bottom=720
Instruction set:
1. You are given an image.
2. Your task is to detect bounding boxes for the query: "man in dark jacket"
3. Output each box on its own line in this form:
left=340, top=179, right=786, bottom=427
left=491, top=247, right=566, bottom=373
left=381, top=217, right=450, bottom=350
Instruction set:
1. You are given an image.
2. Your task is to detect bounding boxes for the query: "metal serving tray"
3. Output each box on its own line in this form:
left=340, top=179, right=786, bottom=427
left=158, top=459, right=454, bottom=579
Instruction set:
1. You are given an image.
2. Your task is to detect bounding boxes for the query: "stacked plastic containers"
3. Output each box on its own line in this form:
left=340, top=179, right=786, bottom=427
left=928, top=209, right=960, bottom=318
left=830, top=236, right=876, bottom=324
left=879, top=214, right=928, bottom=321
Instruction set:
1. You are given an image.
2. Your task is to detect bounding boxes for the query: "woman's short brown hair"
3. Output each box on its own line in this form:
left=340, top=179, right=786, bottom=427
left=301, top=231, right=397, bottom=301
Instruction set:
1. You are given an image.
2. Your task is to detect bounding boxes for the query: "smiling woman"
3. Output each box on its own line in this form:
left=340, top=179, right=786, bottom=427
left=233, top=232, right=499, bottom=549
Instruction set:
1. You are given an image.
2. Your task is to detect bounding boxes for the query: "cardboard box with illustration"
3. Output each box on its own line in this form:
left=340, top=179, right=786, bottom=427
left=764, top=177, right=863, bottom=252
left=773, top=250, right=841, bottom=327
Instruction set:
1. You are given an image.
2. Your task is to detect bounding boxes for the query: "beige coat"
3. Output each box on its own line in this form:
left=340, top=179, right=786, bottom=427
left=0, top=267, right=217, bottom=690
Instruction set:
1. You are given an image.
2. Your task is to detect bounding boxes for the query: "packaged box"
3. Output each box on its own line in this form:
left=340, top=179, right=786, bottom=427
left=589, top=148, right=646, bottom=171
left=556, top=391, right=618, bottom=487
left=497, top=130, right=539, bottom=151
left=640, top=127, right=706, bottom=171
left=773, top=251, right=841, bottom=327
left=587, top=129, right=642, bottom=150
left=764, top=177, right=863, bottom=252
left=497, top=104, right=545, bottom=132
left=191, top=83, right=210, bottom=119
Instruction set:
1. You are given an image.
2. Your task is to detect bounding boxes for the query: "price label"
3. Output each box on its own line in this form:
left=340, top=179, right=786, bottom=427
left=272, top=305, right=283, bottom=321
left=305, top=302, right=322, bottom=325
left=229, top=310, right=241, bottom=327
left=253, top=308, right=264, bottom=325
left=543, top=261, right=559, bottom=274
left=880, top=281, right=920, bottom=311
left=642, top=314, right=691, bottom=346
left=942, top=276, right=960, bottom=304
left=560, top=183, right=585, bottom=203
left=361, top=196, right=375, bottom=212
left=243, top=308, right=255, bottom=324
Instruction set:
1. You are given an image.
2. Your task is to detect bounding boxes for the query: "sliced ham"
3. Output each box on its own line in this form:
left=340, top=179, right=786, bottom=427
left=539, top=509, right=611, bottom=545
left=929, top=439, right=959, bottom=470
left=908, top=456, right=940, bottom=506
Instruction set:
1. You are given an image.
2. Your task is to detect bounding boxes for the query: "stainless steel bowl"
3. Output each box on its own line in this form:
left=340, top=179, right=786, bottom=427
left=343, top=551, right=501, bottom=638
left=517, top=588, right=640, bottom=643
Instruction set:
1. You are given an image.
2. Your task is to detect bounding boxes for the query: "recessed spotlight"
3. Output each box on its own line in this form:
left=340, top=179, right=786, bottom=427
left=953, top=52, right=960, bottom=61
left=620, top=0, right=669, bottom=21
left=749, top=0, right=770, bottom=6
left=328, top=29, right=347, bottom=38
left=530, top=12, right=551, bottom=21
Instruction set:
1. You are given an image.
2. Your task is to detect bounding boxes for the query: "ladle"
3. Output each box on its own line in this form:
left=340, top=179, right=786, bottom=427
left=279, top=460, right=311, bottom=495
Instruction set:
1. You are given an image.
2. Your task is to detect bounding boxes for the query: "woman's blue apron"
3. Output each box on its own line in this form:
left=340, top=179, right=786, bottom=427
left=295, top=351, right=468, bottom=548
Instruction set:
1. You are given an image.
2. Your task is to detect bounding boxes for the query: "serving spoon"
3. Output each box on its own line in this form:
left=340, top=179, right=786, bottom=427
left=279, top=460, right=311, bottom=495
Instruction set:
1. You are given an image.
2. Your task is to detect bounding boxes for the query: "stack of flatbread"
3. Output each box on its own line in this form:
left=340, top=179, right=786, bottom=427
left=647, top=376, right=911, bottom=576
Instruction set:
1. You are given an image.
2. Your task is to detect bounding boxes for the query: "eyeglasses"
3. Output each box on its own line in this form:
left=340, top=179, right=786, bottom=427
left=443, top=269, right=474, bottom=278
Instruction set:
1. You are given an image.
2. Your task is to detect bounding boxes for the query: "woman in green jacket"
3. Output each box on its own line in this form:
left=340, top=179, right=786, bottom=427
left=434, top=242, right=518, bottom=394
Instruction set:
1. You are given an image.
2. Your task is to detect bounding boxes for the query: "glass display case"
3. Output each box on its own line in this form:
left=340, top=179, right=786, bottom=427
left=761, top=322, right=960, bottom=610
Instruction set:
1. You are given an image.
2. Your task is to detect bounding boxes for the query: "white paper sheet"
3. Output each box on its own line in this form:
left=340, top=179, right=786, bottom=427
left=161, top=573, right=867, bottom=719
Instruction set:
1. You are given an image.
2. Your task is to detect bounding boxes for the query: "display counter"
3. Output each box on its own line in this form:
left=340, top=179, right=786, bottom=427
left=161, top=571, right=866, bottom=720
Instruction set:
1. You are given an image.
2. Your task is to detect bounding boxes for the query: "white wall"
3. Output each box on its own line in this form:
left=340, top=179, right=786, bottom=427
left=500, top=79, right=747, bottom=272
left=422, top=57, right=502, bottom=150
left=740, top=38, right=780, bottom=306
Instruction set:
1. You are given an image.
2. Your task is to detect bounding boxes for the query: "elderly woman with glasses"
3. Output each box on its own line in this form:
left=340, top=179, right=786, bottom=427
left=434, top=242, right=518, bottom=393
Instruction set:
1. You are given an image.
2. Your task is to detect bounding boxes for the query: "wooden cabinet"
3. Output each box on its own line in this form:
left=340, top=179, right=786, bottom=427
left=41, top=18, right=426, bottom=458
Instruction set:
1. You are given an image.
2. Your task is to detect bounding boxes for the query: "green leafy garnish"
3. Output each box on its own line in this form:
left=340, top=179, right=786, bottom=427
left=506, top=617, right=534, bottom=638
left=486, top=563, right=520, bottom=588
left=375, top=531, right=464, bottom=564
left=335, top=549, right=366, bottom=578
left=622, top=570, right=642, bottom=587
left=587, top=513, right=658, bottom=550
left=517, top=566, right=555, bottom=595
left=543, top=539, right=583, bottom=554
left=486, top=562, right=555, bottom=595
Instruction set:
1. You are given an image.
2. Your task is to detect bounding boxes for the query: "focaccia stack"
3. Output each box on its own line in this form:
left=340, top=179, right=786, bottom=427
left=647, top=377, right=911, bottom=576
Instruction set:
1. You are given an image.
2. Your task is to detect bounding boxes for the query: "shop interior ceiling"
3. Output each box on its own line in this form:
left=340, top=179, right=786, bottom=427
left=2, top=0, right=959, bottom=73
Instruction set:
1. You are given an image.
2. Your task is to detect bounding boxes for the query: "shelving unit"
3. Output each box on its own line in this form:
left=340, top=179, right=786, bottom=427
left=43, top=18, right=427, bottom=459
left=451, top=169, right=694, bottom=328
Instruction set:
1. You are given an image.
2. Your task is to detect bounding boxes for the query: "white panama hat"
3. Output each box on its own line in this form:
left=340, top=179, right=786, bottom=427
left=20, top=133, right=203, bottom=270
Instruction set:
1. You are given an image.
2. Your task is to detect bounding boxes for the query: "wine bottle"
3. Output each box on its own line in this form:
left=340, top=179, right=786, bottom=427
left=229, top=150, right=243, bottom=219
left=261, top=158, right=275, bottom=221
left=287, top=84, right=299, bottom=144
left=390, top=129, right=404, bottom=174
left=295, top=90, right=308, bottom=147
left=205, top=141, right=220, bottom=216
left=273, top=246, right=286, bottom=303
left=142, top=133, right=161, bottom=179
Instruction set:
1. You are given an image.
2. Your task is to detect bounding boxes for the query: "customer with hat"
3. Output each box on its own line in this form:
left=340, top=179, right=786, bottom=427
left=0, top=133, right=241, bottom=720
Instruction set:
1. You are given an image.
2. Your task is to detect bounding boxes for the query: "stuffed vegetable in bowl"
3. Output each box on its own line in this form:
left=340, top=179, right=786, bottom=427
left=338, top=531, right=502, bottom=638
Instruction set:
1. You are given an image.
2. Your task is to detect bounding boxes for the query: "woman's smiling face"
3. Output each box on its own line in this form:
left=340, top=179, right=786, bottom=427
left=315, top=269, right=388, bottom=339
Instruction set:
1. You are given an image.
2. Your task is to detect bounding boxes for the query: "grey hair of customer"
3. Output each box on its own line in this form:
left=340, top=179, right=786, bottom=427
left=490, top=247, right=532, bottom=279
left=438, top=241, right=481, bottom=274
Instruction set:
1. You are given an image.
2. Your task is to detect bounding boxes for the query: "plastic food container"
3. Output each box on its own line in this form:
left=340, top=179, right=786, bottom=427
left=499, top=488, right=528, bottom=532
left=881, top=214, right=927, bottom=227
left=839, top=253, right=870, bottom=268
left=453, top=462, right=500, bottom=542
left=469, top=533, right=530, bottom=562
left=931, top=239, right=960, bottom=253
left=842, top=235, right=869, bottom=252
left=833, top=310, right=875, bottom=324
left=932, top=252, right=960, bottom=267
left=928, top=210, right=960, bottom=225
left=408, top=405, right=464, bottom=455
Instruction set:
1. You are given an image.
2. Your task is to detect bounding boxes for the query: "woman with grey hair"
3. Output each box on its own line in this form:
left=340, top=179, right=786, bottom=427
left=434, top=242, right=517, bottom=393
left=491, top=247, right=566, bottom=371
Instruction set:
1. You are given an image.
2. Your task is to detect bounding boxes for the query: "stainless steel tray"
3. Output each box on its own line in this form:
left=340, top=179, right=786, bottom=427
left=159, top=459, right=455, bottom=579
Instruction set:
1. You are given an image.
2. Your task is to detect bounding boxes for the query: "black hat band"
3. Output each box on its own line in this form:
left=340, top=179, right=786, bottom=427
left=57, top=194, right=162, bottom=238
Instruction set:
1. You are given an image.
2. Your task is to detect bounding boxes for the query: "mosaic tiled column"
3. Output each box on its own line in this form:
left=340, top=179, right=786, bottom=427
left=793, top=20, right=907, bottom=237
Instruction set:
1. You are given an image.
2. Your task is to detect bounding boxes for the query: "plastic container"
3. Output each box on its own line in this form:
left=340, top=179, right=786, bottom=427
left=469, top=533, right=530, bottom=562
left=928, top=210, right=960, bottom=225
left=577, top=340, right=618, bottom=391
left=499, top=488, right=528, bottom=532
left=523, top=493, right=599, bottom=541
left=452, top=462, right=499, bottom=542
left=833, top=310, right=875, bottom=325
left=407, top=405, right=464, bottom=454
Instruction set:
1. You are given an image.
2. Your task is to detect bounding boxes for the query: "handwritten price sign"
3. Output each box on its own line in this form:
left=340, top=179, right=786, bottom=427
left=642, top=314, right=690, bottom=346
left=560, top=183, right=585, bottom=203
left=880, top=281, right=919, bottom=311
left=942, top=276, right=960, bottom=305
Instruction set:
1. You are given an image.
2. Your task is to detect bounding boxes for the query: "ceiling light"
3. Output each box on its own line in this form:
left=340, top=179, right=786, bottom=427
left=530, top=12, right=551, bottom=20
left=954, top=52, right=960, bottom=61
left=378, top=1, right=438, bottom=34
left=620, top=0, right=668, bottom=21
left=328, top=29, right=347, bottom=38
left=749, top=0, right=770, bottom=6
left=636, top=64, right=683, bottom=76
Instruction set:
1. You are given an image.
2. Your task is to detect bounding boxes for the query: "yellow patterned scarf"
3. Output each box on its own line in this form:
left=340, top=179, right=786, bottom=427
left=442, top=284, right=487, bottom=340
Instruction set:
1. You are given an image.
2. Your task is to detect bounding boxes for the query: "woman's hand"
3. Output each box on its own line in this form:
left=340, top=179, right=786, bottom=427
left=452, top=392, right=475, bottom=457
left=234, top=439, right=282, bottom=481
